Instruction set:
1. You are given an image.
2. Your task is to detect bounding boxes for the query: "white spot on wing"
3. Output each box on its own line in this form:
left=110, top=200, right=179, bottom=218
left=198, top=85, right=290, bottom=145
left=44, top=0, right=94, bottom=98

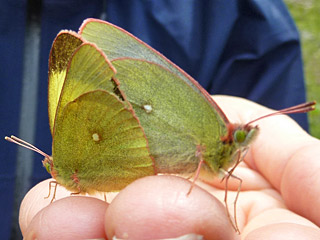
left=92, top=133, right=100, bottom=142
left=143, top=104, right=152, bottom=113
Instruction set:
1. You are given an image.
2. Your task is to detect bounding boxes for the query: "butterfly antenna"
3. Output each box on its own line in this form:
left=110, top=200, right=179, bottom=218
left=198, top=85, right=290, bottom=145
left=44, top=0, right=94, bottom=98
left=5, top=135, right=50, bottom=159
left=245, top=101, right=316, bottom=126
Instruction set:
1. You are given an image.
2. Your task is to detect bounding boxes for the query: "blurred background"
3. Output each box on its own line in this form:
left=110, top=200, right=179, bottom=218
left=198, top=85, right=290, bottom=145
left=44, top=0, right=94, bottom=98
left=285, top=0, right=320, bottom=138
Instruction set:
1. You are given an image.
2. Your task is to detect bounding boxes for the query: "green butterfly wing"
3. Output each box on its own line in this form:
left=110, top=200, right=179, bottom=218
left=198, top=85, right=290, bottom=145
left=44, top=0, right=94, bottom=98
left=52, top=90, right=154, bottom=194
left=54, top=43, right=117, bottom=127
left=112, top=59, right=237, bottom=175
left=48, top=31, right=154, bottom=193
left=79, top=19, right=172, bottom=67
left=79, top=19, right=228, bottom=122
left=78, top=19, right=240, bottom=176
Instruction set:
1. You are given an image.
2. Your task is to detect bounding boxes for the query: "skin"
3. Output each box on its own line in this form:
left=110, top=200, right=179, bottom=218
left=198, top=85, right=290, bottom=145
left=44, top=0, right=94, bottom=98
left=20, top=96, right=320, bottom=240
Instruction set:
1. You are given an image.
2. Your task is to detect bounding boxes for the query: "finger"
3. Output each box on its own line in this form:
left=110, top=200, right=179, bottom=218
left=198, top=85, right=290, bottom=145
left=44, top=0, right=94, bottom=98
left=244, top=223, right=320, bottom=240
left=20, top=178, right=109, bottom=239
left=105, top=175, right=239, bottom=240
left=201, top=165, right=272, bottom=191
left=23, top=196, right=108, bottom=240
left=241, top=105, right=320, bottom=226
left=20, top=178, right=72, bottom=234
left=241, top=203, right=318, bottom=235
left=247, top=108, right=315, bottom=191
left=242, top=207, right=320, bottom=240
left=213, top=96, right=320, bottom=227
left=281, top=142, right=320, bottom=227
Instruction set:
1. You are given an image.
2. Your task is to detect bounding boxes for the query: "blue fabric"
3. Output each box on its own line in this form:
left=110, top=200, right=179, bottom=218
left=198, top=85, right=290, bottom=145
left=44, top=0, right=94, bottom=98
left=0, top=0, right=307, bottom=238
left=0, top=1, right=26, bottom=239
left=106, top=0, right=307, bottom=125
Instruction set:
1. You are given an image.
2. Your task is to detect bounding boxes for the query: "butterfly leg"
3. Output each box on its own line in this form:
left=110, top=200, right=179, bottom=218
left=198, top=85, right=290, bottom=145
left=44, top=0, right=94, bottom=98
left=222, top=148, right=246, bottom=234
left=71, top=189, right=81, bottom=195
left=224, top=170, right=242, bottom=234
left=44, top=180, right=58, bottom=203
left=187, top=145, right=204, bottom=195
left=221, top=147, right=248, bottom=183
left=70, top=171, right=82, bottom=195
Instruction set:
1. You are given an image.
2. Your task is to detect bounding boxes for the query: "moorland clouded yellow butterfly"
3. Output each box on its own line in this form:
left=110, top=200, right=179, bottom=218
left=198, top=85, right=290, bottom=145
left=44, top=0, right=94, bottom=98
left=6, top=18, right=315, bottom=232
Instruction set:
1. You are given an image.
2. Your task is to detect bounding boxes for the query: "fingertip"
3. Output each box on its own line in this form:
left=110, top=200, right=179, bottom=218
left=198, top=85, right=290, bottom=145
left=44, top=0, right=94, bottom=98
left=24, top=196, right=108, bottom=240
left=20, top=179, right=71, bottom=235
left=105, top=175, right=237, bottom=240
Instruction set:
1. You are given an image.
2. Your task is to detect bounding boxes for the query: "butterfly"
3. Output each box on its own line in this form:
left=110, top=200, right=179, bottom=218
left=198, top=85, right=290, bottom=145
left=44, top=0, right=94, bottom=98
left=6, top=19, right=315, bottom=232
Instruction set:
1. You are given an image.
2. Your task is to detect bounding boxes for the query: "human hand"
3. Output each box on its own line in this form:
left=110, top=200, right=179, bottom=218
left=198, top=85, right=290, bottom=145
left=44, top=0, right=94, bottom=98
left=20, top=96, right=320, bottom=240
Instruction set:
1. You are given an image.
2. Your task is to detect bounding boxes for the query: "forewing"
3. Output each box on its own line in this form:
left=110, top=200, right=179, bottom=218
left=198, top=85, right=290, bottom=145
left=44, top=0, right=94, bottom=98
left=54, top=43, right=116, bottom=132
left=48, top=31, right=83, bottom=133
left=79, top=19, right=228, bottom=122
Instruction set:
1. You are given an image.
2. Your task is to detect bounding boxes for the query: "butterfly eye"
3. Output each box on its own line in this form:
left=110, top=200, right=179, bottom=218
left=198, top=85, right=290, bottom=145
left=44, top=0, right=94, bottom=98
left=234, top=130, right=247, bottom=144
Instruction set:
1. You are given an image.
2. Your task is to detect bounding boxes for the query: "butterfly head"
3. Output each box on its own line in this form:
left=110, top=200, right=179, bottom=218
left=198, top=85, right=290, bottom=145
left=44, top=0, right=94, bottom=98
left=233, top=125, right=259, bottom=147
left=222, top=123, right=259, bottom=148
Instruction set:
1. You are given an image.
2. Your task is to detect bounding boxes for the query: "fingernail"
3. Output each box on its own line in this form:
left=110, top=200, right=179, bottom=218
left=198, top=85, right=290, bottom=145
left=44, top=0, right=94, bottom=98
left=85, top=238, right=106, bottom=240
left=112, top=233, right=204, bottom=240
left=23, top=230, right=37, bottom=240
left=163, top=234, right=204, bottom=240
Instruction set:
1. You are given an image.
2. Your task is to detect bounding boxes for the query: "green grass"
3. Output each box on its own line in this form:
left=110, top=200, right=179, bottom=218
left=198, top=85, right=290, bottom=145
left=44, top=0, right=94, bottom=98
left=285, top=0, right=320, bottom=138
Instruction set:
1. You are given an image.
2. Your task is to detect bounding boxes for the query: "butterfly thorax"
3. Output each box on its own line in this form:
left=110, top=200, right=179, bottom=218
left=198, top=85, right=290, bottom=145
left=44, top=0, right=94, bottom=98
left=200, top=123, right=259, bottom=179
